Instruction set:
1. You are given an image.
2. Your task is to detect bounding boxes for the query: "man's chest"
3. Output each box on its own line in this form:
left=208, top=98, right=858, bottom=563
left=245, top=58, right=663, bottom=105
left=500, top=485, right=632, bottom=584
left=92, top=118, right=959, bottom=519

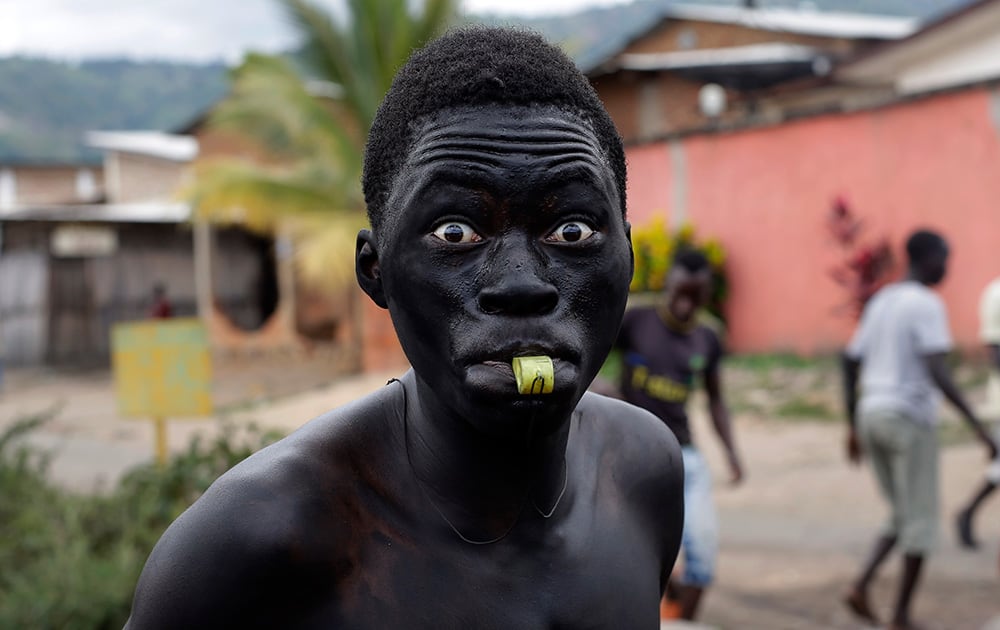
left=291, top=510, right=664, bottom=629
left=623, top=328, right=710, bottom=407
left=625, top=316, right=710, bottom=380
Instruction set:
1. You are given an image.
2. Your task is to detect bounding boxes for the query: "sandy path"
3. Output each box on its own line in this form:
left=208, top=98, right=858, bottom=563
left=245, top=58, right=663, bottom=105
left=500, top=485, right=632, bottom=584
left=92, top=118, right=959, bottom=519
left=2, top=367, right=998, bottom=628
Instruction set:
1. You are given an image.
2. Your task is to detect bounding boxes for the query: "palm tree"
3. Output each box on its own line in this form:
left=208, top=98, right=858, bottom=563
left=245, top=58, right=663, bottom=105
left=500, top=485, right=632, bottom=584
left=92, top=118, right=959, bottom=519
left=190, top=0, right=458, bottom=369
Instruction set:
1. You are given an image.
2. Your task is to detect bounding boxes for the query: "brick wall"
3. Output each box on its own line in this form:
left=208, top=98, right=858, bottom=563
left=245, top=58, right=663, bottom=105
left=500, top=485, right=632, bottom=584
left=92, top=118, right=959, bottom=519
left=594, top=73, right=707, bottom=142
left=193, top=126, right=280, bottom=165
left=6, top=165, right=104, bottom=206
left=625, top=86, right=1000, bottom=353
left=108, top=152, right=187, bottom=203
left=593, top=19, right=880, bottom=143
left=624, top=20, right=858, bottom=57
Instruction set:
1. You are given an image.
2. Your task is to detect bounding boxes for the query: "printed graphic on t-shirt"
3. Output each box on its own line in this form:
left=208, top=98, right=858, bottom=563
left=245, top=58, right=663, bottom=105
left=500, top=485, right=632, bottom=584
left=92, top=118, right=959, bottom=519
left=616, top=307, right=722, bottom=446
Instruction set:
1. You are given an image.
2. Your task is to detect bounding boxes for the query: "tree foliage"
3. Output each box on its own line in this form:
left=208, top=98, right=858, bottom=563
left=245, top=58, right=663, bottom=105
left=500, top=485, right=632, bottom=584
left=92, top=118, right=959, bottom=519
left=190, top=0, right=458, bottom=292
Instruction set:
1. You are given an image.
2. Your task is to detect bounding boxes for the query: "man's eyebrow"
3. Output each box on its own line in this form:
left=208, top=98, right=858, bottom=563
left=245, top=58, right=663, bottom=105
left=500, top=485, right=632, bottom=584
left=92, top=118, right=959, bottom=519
left=539, top=160, right=611, bottom=190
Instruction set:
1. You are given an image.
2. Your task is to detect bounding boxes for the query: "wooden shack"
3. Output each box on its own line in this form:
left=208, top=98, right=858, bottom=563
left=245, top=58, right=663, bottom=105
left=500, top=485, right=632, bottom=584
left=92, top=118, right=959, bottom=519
left=0, top=132, right=278, bottom=367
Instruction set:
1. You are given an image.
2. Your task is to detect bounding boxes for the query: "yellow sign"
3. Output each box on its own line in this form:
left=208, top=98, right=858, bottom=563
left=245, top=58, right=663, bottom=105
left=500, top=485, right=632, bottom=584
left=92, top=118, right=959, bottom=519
left=112, top=318, right=213, bottom=418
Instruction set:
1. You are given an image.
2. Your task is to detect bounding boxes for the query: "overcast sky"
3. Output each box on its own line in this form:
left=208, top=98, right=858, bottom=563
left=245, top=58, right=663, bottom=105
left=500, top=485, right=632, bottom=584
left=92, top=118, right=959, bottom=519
left=0, top=0, right=632, bottom=63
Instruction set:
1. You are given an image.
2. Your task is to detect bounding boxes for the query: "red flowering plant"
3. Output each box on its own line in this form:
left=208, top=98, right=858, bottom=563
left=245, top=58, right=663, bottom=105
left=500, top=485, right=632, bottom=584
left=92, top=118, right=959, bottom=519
left=827, top=196, right=896, bottom=319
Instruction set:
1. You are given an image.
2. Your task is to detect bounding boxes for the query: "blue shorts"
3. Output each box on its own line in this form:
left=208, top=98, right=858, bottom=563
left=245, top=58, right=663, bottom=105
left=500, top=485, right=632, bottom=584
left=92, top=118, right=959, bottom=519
left=679, top=446, right=718, bottom=587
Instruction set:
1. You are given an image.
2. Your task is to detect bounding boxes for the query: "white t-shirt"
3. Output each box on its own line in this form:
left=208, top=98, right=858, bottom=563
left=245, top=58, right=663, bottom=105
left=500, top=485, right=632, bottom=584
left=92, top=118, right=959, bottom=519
left=847, top=281, right=953, bottom=426
left=981, top=277, right=1000, bottom=344
left=981, top=277, right=1000, bottom=418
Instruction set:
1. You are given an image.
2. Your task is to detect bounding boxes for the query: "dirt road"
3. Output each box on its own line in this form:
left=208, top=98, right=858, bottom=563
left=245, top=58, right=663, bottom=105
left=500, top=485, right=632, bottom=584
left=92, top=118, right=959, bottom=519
left=1, top=362, right=997, bottom=629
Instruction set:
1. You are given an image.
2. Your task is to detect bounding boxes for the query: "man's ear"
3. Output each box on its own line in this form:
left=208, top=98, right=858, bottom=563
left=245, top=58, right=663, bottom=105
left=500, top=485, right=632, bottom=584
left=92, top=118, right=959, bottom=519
left=624, top=221, right=635, bottom=279
left=356, top=229, right=387, bottom=309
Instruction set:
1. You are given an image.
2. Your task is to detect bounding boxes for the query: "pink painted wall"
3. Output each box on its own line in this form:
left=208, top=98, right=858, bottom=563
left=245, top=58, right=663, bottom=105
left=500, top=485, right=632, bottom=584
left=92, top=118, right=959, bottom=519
left=625, top=88, right=1000, bottom=353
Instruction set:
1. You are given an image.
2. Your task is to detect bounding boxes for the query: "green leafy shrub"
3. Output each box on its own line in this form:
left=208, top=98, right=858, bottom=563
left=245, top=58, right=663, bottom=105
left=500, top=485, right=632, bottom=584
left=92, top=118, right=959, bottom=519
left=0, top=414, right=282, bottom=629
left=629, top=218, right=729, bottom=322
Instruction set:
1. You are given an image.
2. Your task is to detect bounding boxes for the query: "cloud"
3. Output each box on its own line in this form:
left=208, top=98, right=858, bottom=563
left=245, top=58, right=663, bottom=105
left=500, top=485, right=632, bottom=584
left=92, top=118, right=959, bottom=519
left=0, top=0, right=311, bottom=63
left=0, top=0, right=618, bottom=63
left=463, top=0, right=629, bottom=17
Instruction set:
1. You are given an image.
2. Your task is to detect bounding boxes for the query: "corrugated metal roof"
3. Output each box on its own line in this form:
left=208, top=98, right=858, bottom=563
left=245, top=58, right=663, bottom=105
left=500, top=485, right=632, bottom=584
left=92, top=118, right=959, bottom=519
left=616, top=42, right=822, bottom=72
left=837, top=0, right=1000, bottom=83
left=85, top=131, right=199, bottom=162
left=662, top=4, right=918, bottom=40
left=0, top=202, right=191, bottom=223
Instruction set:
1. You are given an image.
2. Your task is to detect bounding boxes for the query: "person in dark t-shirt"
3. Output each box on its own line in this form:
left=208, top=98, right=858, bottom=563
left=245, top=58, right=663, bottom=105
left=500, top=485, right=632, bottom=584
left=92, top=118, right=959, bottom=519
left=148, top=283, right=173, bottom=319
left=611, top=248, right=743, bottom=621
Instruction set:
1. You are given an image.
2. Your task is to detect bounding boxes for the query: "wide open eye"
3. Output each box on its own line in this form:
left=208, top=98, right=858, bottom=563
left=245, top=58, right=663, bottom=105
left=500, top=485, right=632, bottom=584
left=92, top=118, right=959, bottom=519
left=431, top=222, right=481, bottom=244
left=546, top=221, right=595, bottom=243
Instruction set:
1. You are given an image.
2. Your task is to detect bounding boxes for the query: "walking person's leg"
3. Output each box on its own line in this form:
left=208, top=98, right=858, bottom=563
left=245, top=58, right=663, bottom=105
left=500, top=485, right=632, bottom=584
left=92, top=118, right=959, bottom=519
left=956, top=440, right=1000, bottom=549
left=846, top=411, right=902, bottom=625
left=846, top=533, right=896, bottom=623
left=675, top=447, right=718, bottom=621
left=956, top=480, right=997, bottom=549
left=888, top=420, right=938, bottom=630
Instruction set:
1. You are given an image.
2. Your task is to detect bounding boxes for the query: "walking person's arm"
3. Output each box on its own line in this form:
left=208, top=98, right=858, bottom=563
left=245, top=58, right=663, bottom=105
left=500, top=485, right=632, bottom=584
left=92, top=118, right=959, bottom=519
left=841, top=353, right=863, bottom=465
left=704, top=350, right=743, bottom=484
left=842, top=295, right=874, bottom=466
left=925, top=352, right=998, bottom=459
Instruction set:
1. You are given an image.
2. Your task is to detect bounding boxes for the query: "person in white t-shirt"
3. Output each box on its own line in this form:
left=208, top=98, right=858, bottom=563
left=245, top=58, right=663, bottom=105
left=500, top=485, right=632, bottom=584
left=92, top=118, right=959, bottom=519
left=841, top=230, right=998, bottom=630
left=955, top=276, right=1000, bottom=549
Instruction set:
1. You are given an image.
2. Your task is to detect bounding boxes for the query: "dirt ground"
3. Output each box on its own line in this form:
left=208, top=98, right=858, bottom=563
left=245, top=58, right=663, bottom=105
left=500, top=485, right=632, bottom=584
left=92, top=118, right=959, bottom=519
left=1, top=357, right=998, bottom=629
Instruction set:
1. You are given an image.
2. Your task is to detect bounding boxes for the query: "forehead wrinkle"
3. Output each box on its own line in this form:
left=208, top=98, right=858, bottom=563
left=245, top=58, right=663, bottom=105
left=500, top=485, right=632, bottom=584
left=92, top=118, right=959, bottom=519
left=417, top=109, right=602, bottom=142
left=409, top=110, right=609, bottom=167
left=403, top=154, right=615, bottom=212
left=409, top=134, right=607, bottom=165
left=382, top=107, right=617, bottom=239
left=410, top=147, right=608, bottom=176
left=407, top=136, right=612, bottom=199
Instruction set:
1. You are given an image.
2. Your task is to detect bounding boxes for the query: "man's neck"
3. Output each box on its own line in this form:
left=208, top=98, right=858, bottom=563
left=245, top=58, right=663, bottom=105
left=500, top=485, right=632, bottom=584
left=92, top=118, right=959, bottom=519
left=905, top=269, right=932, bottom=287
left=657, top=305, right=696, bottom=334
left=403, top=371, right=571, bottom=522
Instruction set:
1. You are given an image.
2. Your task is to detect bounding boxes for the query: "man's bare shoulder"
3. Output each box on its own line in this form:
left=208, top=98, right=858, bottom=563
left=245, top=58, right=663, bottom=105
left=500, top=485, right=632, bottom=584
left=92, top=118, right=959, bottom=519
left=209, top=378, right=401, bottom=509
left=125, top=382, right=404, bottom=629
left=576, top=391, right=683, bottom=484
left=575, top=392, right=684, bottom=567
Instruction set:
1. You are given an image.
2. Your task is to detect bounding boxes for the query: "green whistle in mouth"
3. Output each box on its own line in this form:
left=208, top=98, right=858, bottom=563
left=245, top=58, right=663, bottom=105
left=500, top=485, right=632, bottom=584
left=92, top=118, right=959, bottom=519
left=512, top=356, right=554, bottom=395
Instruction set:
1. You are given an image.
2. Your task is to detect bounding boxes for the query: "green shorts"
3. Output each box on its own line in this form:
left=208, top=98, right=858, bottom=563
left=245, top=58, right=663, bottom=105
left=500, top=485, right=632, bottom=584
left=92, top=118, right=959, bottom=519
left=859, top=410, right=939, bottom=554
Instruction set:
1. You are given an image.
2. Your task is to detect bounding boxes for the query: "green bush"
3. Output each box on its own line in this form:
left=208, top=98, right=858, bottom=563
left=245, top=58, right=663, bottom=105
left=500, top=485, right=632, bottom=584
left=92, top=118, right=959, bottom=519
left=629, top=218, right=729, bottom=323
left=0, top=413, right=282, bottom=629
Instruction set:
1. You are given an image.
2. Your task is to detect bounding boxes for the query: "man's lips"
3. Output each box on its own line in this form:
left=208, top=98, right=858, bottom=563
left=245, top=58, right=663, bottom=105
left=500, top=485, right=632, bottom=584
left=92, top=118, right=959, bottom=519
left=465, top=357, right=577, bottom=396
left=466, top=342, right=577, bottom=365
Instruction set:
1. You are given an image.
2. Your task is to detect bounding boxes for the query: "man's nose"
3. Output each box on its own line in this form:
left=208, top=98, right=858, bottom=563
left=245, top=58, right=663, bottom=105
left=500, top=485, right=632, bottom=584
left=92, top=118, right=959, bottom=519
left=477, top=242, right=558, bottom=316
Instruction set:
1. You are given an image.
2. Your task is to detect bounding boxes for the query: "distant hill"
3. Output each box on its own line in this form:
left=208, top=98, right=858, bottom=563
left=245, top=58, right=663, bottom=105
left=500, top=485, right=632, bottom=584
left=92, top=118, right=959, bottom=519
left=0, top=0, right=975, bottom=164
left=0, top=58, right=227, bottom=163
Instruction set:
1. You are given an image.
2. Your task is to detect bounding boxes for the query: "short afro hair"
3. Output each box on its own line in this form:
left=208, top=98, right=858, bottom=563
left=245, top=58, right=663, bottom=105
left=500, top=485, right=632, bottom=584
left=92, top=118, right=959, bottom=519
left=362, top=26, right=626, bottom=236
left=905, top=229, right=948, bottom=265
left=673, top=248, right=711, bottom=274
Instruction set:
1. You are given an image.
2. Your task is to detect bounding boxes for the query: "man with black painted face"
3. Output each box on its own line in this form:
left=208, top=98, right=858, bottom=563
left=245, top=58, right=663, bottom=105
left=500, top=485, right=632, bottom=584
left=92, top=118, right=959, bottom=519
left=123, top=27, right=684, bottom=629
